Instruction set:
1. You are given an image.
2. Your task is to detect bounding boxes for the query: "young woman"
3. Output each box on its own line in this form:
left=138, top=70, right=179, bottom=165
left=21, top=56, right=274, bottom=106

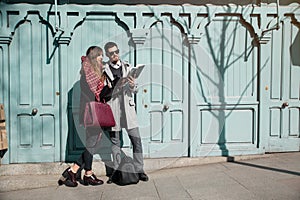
left=58, top=46, right=105, bottom=187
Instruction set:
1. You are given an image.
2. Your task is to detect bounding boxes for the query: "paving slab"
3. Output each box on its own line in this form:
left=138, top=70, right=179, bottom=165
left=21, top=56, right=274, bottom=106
left=0, top=152, right=299, bottom=200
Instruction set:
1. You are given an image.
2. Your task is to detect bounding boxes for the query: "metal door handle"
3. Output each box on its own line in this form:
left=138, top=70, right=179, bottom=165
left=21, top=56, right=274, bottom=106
left=31, top=108, right=38, bottom=116
left=163, top=104, right=169, bottom=112
left=282, top=102, right=289, bottom=109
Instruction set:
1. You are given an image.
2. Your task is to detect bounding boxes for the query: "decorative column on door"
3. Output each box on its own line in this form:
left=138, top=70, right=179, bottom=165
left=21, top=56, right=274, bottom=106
left=187, top=34, right=202, bottom=157
left=257, top=6, right=282, bottom=152
left=54, top=36, right=71, bottom=161
left=0, top=36, right=12, bottom=164
left=131, top=28, right=148, bottom=156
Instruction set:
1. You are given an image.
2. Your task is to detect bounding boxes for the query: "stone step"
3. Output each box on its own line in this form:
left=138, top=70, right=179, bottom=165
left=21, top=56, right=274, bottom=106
left=0, top=154, right=270, bottom=176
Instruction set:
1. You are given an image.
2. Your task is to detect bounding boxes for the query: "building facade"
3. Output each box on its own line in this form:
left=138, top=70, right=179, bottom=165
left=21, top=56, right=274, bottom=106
left=0, top=1, right=299, bottom=164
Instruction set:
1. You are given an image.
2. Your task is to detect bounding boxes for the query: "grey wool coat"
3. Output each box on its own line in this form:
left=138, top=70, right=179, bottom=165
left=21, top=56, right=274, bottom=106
left=103, top=61, right=138, bottom=131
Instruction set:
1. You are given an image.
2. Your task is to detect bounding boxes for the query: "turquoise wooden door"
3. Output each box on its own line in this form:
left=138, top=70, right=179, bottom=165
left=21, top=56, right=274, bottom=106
left=9, top=16, right=60, bottom=163
left=266, top=19, right=300, bottom=152
left=137, top=18, right=189, bottom=158
left=190, top=15, right=260, bottom=157
left=63, top=13, right=133, bottom=161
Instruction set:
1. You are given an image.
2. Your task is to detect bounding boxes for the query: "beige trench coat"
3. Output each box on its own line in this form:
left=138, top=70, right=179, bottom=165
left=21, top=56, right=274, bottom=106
left=103, top=61, right=138, bottom=131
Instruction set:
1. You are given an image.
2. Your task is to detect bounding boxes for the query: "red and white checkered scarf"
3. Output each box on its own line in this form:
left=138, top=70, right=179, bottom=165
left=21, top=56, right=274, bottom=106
left=81, top=56, right=104, bottom=102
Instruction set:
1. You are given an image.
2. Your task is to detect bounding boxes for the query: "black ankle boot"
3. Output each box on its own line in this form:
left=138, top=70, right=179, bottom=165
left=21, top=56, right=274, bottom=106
left=83, top=174, right=103, bottom=186
left=59, top=167, right=78, bottom=187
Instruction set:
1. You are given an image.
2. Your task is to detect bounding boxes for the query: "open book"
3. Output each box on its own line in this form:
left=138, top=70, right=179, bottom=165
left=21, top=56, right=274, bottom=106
left=127, top=64, right=145, bottom=79
left=117, top=64, right=145, bottom=88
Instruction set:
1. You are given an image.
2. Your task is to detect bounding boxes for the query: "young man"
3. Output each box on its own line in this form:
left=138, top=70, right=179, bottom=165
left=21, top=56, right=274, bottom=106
left=101, top=42, right=148, bottom=183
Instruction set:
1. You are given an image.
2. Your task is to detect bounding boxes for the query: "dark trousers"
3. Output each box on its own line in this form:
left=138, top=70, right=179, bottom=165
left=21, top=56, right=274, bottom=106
left=109, top=127, right=144, bottom=173
left=75, top=127, right=102, bottom=171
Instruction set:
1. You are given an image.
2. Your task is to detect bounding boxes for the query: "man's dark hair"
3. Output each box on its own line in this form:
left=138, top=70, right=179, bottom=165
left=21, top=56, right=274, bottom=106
left=104, top=42, right=118, bottom=53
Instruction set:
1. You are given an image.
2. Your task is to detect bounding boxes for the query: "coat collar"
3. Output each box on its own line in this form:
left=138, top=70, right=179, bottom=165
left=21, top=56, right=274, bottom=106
left=109, top=60, right=122, bottom=69
left=103, top=60, right=128, bottom=83
left=103, top=63, right=114, bottom=81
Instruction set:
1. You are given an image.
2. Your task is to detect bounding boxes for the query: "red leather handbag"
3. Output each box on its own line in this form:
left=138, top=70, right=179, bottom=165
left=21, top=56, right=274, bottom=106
left=83, top=101, right=116, bottom=128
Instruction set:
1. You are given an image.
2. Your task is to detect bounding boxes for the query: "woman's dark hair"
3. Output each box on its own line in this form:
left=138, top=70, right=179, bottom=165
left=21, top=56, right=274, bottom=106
left=86, top=46, right=96, bottom=56
left=86, top=46, right=101, bottom=56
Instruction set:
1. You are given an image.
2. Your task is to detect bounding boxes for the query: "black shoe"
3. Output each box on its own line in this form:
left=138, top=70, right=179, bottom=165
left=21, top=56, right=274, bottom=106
left=106, top=170, right=116, bottom=184
left=107, top=176, right=113, bottom=184
left=139, top=173, right=149, bottom=182
left=58, top=176, right=67, bottom=186
left=59, top=167, right=78, bottom=187
left=83, top=174, right=104, bottom=186
left=58, top=177, right=78, bottom=187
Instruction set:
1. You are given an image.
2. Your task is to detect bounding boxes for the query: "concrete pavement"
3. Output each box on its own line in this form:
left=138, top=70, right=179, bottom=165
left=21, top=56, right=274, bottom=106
left=0, top=152, right=299, bottom=200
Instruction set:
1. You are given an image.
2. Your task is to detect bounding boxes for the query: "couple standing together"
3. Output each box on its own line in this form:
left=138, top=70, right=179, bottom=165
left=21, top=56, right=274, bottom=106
left=59, top=42, right=148, bottom=187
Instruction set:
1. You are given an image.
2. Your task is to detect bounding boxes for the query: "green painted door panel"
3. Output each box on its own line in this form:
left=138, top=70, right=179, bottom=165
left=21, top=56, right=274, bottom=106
left=62, top=12, right=189, bottom=159
left=9, top=15, right=60, bottom=163
left=267, top=20, right=300, bottom=152
left=190, top=16, right=260, bottom=157
left=1, top=3, right=299, bottom=163
left=63, top=13, right=134, bottom=161
left=136, top=18, right=189, bottom=158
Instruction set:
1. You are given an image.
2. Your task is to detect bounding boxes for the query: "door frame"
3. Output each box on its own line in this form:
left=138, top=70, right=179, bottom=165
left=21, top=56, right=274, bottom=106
left=8, top=13, right=61, bottom=163
left=259, top=20, right=300, bottom=153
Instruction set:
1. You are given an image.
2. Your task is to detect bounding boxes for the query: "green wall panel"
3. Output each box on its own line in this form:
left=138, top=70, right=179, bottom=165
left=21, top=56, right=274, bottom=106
left=0, top=2, right=299, bottom=163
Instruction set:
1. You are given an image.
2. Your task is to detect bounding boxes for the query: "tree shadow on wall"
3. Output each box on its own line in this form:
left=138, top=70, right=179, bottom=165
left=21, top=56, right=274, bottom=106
left=190, top=5, right=263, bottom=157
left=65, top=80, right=116, bottom=176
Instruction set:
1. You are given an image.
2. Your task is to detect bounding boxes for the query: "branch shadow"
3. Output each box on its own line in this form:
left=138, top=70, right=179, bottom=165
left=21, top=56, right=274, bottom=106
left=190, top=6, right=260, bottom=157
left=229, top=158, right=300, bottom=176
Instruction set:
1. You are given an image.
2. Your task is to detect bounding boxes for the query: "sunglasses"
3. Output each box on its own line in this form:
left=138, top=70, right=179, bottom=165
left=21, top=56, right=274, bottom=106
left=108, top=49, right=119, bottom=56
